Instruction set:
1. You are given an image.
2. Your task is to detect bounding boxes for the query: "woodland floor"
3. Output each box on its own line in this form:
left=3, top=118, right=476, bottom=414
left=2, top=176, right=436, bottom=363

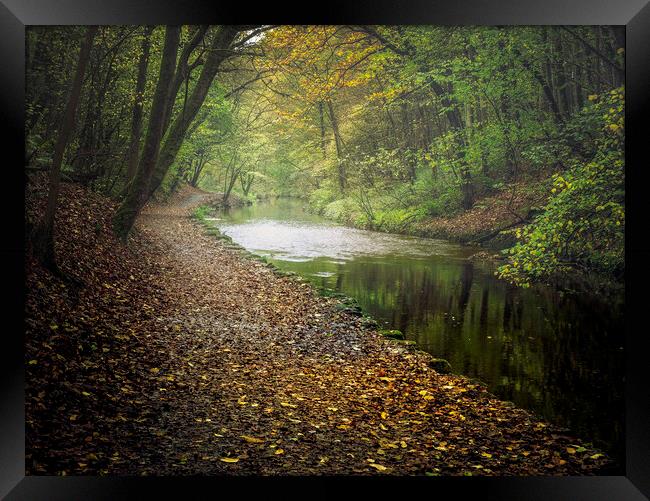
left=413, top=180, right=549, bottom=246
left=25, top=178, right=609, bottom=476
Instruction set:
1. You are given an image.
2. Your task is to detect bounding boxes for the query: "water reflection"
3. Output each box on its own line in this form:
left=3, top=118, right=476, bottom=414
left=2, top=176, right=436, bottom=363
left=214, top=198, right=624, bottom=467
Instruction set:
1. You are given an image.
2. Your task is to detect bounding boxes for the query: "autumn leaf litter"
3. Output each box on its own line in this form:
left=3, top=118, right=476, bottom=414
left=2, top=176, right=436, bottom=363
left=25, top=178, right=609, bottom=476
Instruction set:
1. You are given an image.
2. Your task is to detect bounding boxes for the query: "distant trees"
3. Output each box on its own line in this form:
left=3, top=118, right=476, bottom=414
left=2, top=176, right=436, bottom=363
left=222, top=25, right=625, bottom=282
left=26, top=25, right=625, bottom=284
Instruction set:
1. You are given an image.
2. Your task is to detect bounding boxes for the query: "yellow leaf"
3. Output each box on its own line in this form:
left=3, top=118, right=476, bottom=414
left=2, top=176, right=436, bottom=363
left=400, top=441, right=407, bottom=448
left=566, top=447, right=576, bottom=454
left=481, top=452, right=492, bottom=459
left=219, top=457, right=239, bottom=463
left=280, top=402, right=297, bottom=408
left=369, top=463, right=388, bottom=471
left=69, top=415, right=78, bottom=421
left=381, top=412, right=388, bottom=420
left=82, top=391, right=92, bottom=397
left=275, top=449, right=285, bottom=455
left=241, top=435, right=264, bottom=444
left=28, top=360, right=38, bottom=365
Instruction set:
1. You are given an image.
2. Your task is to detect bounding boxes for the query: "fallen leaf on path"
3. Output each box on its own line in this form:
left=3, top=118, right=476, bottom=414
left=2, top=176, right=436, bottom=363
left=241, top=435, right=264, bottom=443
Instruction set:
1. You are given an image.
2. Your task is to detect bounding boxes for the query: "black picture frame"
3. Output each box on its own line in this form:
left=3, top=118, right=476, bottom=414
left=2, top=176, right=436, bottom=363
left=2, top=1, right=649, bottom=498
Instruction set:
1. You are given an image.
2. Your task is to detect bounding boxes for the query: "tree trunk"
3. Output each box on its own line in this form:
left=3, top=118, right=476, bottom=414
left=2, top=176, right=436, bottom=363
left=161, top=25, right=209, bottom=137
left=239, top=171, right=254, bottom=196
left=30, top=26, right=98, bottom=273
left=222, top=162, right=240, bottom=205
left=612, top=26, right=625, bottom=87
left=75, top=41, right=120, bottom=184
left=147, top=25, right=240, bottom=198
left=517, top=48, right=564, bottom=125
left=326, top=99, right=347, bottom=191
left=190, top=152, right=207, bottom=187
left=554, top=33, right=572, bottom=117
left=123, top=26, right=154, bottom=193
left=574, top=45, right=584, bottom=109
left=113, top=26, right=181, bottom=241
left=429, top=79, right=474, bottom=209
left=318, top=101, right=326, bottom=158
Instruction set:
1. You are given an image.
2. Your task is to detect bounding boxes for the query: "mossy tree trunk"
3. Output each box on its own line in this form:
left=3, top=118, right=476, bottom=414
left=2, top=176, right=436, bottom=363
left=31, top=26, right=98, bottom=273
left=122, top=26, right=154, bottom=194
left=147, top=26, right=241, bottom=199
left=161, top=25, right=210, bottom=138
left=112, top=26, right=181, bottom=241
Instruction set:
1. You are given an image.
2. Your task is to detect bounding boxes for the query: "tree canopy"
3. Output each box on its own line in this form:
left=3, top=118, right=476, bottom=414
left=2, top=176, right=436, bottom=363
left=26, top=25, right=625, bottom=286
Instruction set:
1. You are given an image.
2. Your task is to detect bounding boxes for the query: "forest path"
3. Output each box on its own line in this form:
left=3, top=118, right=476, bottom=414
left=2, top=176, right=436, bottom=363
left=25, top=181, right=608, bottom=476
left=125, top=187, right=606, bottom=475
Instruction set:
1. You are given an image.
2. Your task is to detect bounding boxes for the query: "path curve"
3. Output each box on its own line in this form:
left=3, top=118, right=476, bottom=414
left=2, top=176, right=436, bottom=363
left=124, top=187, right=607, bottom=475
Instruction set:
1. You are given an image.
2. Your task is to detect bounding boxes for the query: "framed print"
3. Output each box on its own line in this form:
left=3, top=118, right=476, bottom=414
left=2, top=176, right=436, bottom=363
left=2, top=0, right=649, bottom=499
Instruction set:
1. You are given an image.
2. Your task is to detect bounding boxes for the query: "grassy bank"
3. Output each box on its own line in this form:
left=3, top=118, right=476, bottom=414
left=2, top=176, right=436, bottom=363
left=307, top=179, right=549, bottom=251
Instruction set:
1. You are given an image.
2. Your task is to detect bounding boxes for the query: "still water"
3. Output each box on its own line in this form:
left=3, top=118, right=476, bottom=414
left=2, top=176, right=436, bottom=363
left=212, top=198, right=625, bottom=465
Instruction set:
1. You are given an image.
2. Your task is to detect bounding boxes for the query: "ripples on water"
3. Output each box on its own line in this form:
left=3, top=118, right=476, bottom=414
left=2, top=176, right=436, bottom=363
left=213, top=198, right=625, bottom=468
left=218, top=218, right=471, bottom=262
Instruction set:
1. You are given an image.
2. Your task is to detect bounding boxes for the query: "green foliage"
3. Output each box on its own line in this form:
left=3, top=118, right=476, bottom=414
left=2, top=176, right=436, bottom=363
left=497, top=87, right=624, bottom=286
left=425, top=189, right=463, bottom=217
left=373, top=207, right=428, bottom=232
left=26, top=25, right=625, bottom=287
left=309, top=186, right=337, bottom=213
left=191, top=205, right=212, bottom=222
left=322, top=198, right=358, bottom=223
